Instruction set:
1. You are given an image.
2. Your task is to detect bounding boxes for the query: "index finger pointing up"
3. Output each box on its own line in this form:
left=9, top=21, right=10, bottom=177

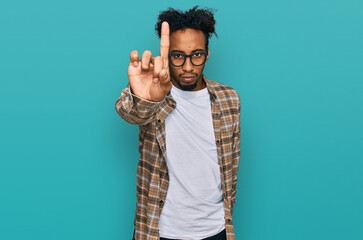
left=160, top=21, right=170, bottom=59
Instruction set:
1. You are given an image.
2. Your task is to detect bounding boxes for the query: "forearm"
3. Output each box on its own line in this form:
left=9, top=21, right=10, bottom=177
left=231, top=144, right=240, bottom=213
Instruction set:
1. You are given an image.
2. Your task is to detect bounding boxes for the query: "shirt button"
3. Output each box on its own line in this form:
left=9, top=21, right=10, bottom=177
left=160, top=200, right=164, bottom=204
left=216, top=113, right=219, bottom=116
left=216, top=140, right=220, bottom=144
left=157, top=119, right=161, bottom=123
left=227, top=218, right=231, bottom=222
left=161, top=146, right=164, bottom=150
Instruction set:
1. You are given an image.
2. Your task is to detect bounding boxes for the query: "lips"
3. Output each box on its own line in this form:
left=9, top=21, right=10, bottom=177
left=181, top=75, right=197, bottom=82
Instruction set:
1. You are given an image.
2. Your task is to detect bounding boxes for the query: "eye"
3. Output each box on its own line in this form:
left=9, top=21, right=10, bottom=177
left=174, top=54, right=183, bottom=58
left=193, top=53, right=202, bottom=58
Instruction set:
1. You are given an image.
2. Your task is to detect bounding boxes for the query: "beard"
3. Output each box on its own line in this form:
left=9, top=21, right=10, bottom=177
left=171, top=72, right=202, bottom=91
left=175, top=78, right=198, bottom=91
left=169, top=65, right=205, bottom=91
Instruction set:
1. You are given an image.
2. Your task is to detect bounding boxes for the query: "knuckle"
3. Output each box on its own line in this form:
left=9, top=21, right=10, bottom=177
left=143, top=50, right=152, bottom=56
left=141, top=56, right=149, bottom=63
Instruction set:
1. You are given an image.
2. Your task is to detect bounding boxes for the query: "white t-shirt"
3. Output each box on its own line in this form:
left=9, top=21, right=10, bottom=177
left=159, top=84, right=225, bottom=239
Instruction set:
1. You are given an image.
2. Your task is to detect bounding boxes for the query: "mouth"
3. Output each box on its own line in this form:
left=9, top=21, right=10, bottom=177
left=180, top=75, right=197, bottom=83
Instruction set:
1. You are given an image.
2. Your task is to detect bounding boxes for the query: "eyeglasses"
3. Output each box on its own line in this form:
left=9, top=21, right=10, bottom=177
left=168, top=52, right=208, bottom=67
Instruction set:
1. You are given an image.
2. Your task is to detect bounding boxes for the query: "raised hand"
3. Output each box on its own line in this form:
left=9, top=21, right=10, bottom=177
left=128, top=22, right=172, bottom=102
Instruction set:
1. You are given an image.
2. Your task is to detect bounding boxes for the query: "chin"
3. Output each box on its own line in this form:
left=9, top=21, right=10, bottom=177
left=177, top=80, right=198, bottom=91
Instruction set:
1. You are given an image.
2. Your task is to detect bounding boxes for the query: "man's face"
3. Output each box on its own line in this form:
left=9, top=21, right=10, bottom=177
left=168, top=28, right=210, bottom=91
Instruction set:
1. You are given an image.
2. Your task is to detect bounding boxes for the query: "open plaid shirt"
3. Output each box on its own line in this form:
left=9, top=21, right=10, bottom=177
left=115, top=76, right=241, bottom=240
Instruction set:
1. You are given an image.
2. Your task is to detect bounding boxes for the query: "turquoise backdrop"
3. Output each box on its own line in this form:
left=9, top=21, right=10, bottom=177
left=1, top=0, right=362, bottom=239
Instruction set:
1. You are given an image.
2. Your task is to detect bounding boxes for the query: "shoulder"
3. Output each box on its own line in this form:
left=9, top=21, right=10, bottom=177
left=206, top=78, right=241, bottom=109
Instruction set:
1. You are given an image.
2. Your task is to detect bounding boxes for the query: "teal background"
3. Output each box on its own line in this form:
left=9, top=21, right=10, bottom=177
left=1, top=0, right=362, bottom=239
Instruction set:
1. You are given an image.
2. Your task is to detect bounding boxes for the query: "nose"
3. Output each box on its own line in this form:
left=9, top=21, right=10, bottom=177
left=182, top=57, right=194, bottom=72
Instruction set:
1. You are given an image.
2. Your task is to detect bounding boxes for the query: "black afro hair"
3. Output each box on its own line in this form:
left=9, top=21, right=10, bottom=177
left=155, top=6, right=217, bottom=50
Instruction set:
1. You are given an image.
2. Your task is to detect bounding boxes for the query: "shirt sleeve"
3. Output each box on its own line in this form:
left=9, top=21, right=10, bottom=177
left=115, top=84, right=164, bottom=125
left=231, top=93, right=241, bottom=215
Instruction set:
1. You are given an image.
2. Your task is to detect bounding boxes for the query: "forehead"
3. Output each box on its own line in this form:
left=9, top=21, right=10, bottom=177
left=169, top=28, right=206, bottom=51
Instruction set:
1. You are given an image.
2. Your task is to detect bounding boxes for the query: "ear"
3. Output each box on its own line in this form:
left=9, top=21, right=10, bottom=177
left=206, top=49, right=210, bottom=62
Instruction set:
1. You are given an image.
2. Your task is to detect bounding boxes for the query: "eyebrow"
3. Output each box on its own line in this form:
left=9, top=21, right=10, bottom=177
left=170, top=49, right=206, bottom=53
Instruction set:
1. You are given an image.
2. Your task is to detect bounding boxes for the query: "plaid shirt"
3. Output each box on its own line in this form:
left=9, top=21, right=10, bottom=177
left=115, top=76, right=241, bottom=240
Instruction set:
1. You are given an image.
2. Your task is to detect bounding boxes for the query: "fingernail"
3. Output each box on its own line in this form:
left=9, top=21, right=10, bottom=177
left=164, top=73, right=168, bottom=79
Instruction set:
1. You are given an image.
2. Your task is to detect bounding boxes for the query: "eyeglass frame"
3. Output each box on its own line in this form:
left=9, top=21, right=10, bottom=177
left=168, top=52, right=208, bottom=67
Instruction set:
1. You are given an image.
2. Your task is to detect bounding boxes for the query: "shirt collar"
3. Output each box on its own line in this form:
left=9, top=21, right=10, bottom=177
left=204, top=75, right=218, bottom=101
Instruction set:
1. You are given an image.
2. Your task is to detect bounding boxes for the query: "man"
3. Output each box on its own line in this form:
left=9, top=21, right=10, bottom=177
left=115, top=6, right=241, bottom=240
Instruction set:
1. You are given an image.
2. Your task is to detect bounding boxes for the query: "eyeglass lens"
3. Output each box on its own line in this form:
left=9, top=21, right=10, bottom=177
left=170, top=53, right=206, bottom=66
